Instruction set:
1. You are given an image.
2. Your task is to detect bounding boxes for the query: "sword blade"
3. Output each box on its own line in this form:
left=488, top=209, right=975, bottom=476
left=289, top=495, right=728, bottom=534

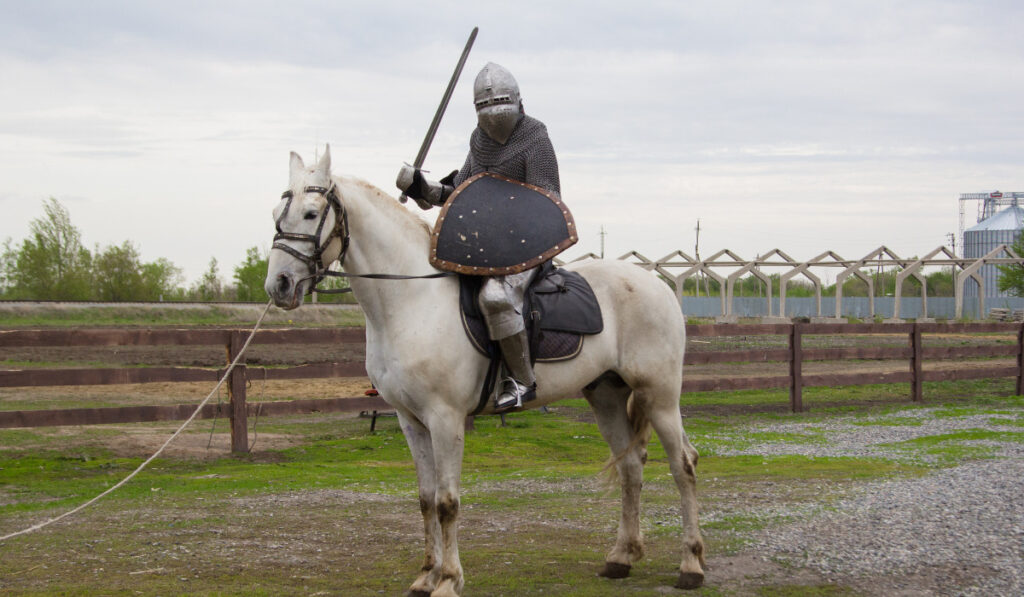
left=400, top=27, right=478, bottom=205
left=412, top=26, right=478, bottom=169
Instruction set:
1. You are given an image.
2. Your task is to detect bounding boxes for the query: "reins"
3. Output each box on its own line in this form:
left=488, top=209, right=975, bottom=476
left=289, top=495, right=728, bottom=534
left=305, top=270, right=455, bottom=294
left=273, top=183, right=454, bottom=295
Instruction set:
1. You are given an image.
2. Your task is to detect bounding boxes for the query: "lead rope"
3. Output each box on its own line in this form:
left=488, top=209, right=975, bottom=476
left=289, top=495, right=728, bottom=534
left=0, top=300, right=274, bottom=543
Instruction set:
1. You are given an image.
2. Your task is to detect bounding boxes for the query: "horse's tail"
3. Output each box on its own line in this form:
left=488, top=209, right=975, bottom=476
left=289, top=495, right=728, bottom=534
left=600, top=392, right=652, bottom=489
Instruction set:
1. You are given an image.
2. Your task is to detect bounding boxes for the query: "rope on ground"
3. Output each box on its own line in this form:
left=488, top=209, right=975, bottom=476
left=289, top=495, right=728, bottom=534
left=0, top=300, right=275, bottom=543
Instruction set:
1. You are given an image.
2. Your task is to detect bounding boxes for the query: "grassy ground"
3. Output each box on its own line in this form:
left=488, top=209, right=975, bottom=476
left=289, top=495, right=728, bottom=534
left=682, top=377, right=1017, bottom=413
left=1, top=387, right=1021, bottom=596
left=2, top=309, right=1021, bottom=594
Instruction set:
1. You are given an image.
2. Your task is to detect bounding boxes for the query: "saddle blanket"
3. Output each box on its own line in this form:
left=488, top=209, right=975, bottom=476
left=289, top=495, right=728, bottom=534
left=459, top=262, right=603, bottom=362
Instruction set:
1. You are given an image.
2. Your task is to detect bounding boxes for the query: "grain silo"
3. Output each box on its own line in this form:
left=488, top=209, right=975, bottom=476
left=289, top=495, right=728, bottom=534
left=963, top=202, right=1024, bottom=298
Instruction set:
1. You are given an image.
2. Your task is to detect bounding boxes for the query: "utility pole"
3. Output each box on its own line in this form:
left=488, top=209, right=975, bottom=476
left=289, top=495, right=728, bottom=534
left=599, top=225, right=607, bottom=259
left=695, top=219, right=705, bottom=297
left=946, top=232, right=956, bottom=256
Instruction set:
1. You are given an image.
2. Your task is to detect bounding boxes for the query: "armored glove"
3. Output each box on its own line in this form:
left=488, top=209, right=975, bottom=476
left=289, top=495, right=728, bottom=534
left=396, top=165, right=454, bottom=210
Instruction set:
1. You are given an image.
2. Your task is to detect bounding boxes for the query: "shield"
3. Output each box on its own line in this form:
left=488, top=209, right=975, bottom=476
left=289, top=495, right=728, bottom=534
left=430, top=172, right=577, bottom=275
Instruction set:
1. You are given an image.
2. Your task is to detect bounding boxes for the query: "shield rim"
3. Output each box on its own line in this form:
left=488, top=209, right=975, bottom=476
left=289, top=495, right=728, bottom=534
left=429, top=172, right=577, bottom=275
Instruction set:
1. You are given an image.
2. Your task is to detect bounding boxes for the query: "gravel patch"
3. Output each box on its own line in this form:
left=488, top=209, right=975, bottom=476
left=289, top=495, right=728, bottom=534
left=752, top=457, right=1024, bottom=596
left=708, top=408, right=1023, bottom=463
left=716, top=407, right=1024, bottom=595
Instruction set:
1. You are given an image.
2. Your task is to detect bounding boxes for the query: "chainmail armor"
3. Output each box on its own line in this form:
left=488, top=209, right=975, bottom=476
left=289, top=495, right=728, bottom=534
left=453, top=115, right=560, bottom=196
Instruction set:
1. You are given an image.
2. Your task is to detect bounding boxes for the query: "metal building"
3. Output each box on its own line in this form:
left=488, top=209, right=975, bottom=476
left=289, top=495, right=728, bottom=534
left=959, top=191, right=1024, bottom=254
left=963, top=202, right=1024, bottom=298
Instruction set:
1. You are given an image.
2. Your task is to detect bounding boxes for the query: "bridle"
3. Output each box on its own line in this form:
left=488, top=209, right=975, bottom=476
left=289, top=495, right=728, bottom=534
left=272, top=183, right=350, bottom=294
left=271, top=182, right=453, bottom=295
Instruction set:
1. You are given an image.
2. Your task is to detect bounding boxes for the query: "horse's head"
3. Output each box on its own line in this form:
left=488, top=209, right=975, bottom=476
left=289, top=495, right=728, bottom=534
left=265, top=145, right=349, bottom=309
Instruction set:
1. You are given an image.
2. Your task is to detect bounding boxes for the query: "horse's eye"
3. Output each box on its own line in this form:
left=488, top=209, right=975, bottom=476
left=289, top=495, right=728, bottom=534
left=304, top=211, right=318, bottom=220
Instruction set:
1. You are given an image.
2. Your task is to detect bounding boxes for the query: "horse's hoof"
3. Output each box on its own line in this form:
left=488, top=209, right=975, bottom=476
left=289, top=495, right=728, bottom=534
left=675, top=571, right=704, bottom=589
left=598, top=562, right=631, bottom=578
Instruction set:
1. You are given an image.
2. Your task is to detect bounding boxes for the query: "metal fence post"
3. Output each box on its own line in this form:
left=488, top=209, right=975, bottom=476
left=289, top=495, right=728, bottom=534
left=227, top=331, right=249, bottom=453
left=910, top=323, right=923, bottom=402
left=789, top=323, right=803, bottom=412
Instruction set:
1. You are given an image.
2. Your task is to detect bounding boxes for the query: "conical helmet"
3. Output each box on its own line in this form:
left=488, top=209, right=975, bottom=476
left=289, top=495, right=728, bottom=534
left=473, top=62, right=522, bottom=144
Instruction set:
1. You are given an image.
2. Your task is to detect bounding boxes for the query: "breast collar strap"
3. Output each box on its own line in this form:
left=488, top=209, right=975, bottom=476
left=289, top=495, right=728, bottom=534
left=272, top=184, right=350, bottom=294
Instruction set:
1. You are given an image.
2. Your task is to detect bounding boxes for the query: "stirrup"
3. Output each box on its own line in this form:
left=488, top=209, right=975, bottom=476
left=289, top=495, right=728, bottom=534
left=494, top=377, right=535, bottom=413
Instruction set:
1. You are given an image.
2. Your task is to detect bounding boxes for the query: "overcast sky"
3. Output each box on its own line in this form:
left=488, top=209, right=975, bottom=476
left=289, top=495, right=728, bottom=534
left=1, top=1, right=1021, bottom=284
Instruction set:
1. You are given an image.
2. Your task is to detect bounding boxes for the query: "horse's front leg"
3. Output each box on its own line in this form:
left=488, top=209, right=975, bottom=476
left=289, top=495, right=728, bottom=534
left=398, top=412, right=443, bottom=596
left=426, top=411, right=466, bottom=597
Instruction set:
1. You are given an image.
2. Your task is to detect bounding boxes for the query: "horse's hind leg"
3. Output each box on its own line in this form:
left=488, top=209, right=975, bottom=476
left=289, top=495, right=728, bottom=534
left=584, top=375, right=646, bottom=578
left=645, top=390, right=705, bottom=589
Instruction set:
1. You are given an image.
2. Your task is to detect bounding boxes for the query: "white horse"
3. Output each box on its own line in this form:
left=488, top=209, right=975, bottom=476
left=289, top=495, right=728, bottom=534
left=264, top=147, right=705, bottom=596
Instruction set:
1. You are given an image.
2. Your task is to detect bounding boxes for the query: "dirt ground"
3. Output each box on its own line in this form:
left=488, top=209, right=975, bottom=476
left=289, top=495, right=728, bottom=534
left=2, top=329, right=1020, bottom=595
left=2, top=432, right=1008, bottom=596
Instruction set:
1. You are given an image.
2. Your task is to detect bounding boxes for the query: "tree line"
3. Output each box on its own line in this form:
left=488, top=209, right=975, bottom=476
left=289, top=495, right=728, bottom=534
left=0, top=198, right=352, bottom=302
left=11, top=197, right=1019, bottom=304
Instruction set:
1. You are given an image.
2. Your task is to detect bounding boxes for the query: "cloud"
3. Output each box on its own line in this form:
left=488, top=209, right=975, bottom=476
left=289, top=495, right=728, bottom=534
left=0, top=1, right=1022, bottom=283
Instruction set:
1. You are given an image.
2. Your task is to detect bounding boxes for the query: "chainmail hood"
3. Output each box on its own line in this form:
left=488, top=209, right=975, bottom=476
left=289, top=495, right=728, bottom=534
left=453, top=115, right=560, bottom=196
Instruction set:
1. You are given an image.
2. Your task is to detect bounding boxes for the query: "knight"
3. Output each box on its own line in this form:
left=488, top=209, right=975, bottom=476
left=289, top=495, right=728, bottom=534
left=396, top=62, right=561, bottom=413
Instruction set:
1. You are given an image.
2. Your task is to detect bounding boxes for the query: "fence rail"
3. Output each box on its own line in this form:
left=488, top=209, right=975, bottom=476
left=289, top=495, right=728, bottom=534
left=0, top=327, right=380, bottom=452
left=2, top=323, right=1022, bottom=452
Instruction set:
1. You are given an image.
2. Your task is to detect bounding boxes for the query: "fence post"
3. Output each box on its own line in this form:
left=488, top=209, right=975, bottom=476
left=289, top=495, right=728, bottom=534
left=227, top=331, right=249, bottom=454
left=910, top=323, right=923, bottom=402
left=789, top=323, right=803, bottom=413
left=1017, top=324, right=1024, bottom=396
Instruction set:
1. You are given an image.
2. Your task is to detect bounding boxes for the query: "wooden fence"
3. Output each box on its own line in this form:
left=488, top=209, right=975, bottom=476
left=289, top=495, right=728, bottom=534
left=0, top=328, right=383, bottom=453
left=685, top=322, right=1024, bottom=411
left=1, top=323, right=1022, bottom=453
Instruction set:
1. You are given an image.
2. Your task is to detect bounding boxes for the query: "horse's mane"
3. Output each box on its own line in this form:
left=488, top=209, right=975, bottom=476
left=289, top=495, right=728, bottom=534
left=337, top=175, right=433, bottom=241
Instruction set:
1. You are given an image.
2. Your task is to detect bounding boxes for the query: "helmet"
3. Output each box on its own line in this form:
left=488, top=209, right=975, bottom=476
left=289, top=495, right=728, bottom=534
left=473, top=62, right=522, bottom=144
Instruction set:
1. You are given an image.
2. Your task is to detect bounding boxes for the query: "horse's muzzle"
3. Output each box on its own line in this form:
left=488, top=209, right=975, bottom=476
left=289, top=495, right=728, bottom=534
left=268, top=272, right=304, bottom=310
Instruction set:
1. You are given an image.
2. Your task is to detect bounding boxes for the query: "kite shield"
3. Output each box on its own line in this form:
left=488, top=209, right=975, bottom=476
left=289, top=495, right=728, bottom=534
left=430, top=173, right=577, bottom=275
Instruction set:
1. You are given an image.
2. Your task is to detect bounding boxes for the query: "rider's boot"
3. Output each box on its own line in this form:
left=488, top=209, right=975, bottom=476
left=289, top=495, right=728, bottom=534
left=494, top=330, right=536, bottom=413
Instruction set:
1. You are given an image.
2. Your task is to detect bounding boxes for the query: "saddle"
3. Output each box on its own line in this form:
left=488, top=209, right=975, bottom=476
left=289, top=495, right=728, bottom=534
left=459, top=261, right=603, bottom=363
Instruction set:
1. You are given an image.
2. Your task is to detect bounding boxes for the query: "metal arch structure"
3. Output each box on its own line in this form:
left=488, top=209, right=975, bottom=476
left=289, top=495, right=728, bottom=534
left=893, top=246, right=961, bottom=319
left=779, top=251, right=842, bottom=318
left=556, top=244, right=1024, bottom=320
left=616, top=250, right=657, bottom=270
left=724, top=249, right=780, bottom=318
left=654, top=250, right=728, bottom=314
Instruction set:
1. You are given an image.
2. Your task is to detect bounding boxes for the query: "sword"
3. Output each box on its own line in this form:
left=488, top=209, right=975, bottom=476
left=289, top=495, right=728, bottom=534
left=400, top=26, right=478, bottom=205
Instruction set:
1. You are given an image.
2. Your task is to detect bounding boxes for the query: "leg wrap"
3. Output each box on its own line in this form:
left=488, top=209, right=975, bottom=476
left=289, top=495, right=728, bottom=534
left=498, top=330, right=535, bottom=386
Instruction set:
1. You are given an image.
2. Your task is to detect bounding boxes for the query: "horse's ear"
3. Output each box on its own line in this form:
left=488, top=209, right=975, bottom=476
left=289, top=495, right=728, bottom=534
left=316, top=144, right=332, bottom=174
left=289, top=152, right=305, bottom=185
